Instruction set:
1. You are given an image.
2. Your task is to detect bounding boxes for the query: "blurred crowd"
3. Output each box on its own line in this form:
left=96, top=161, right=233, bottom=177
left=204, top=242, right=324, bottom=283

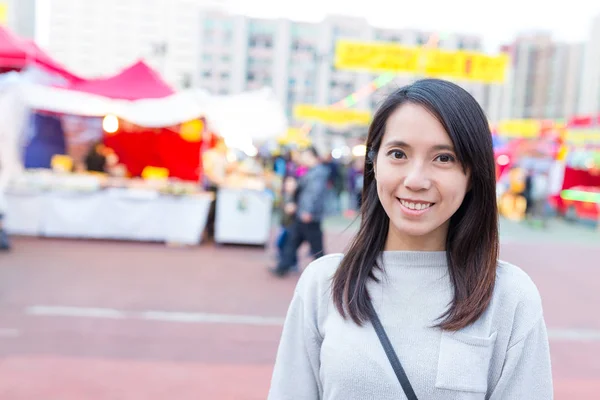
left=262, top=147, right=364, bottom=276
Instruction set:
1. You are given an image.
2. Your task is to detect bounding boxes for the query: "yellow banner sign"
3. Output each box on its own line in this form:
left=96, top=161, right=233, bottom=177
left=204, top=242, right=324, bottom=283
left=565, top=130, right=600, bottom=145
left=335, top=40, right=509, bottom=84
left=294, top=104, right=371, bottom=126
left=277, top=128, right=312, bottom=146
left=496, top=120, right=542, bottom=138
left=0, top=3, right=6, bottom=26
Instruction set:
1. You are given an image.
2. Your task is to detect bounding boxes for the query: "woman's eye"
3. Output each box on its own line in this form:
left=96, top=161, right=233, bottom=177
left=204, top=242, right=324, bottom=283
left=435, top=154, right=456, bottom=163
left=387, top=150, right=406, bottom=160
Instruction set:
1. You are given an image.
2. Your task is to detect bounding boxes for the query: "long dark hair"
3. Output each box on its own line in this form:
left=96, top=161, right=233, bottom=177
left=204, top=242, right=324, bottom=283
left=332, top=79, right=499, bottom=331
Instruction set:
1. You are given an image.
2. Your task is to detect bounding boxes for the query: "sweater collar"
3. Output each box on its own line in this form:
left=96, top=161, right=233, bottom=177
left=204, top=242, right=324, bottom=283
left=380, top=251, right=448, bottom=268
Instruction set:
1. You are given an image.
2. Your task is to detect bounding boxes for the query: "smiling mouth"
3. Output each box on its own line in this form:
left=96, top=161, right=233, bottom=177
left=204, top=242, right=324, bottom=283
left=398, top=198, right=435, bottom=211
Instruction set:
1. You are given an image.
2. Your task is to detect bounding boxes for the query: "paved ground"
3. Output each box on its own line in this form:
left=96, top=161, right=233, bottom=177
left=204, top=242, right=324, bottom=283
left=0, top=217, right=598, bottom=399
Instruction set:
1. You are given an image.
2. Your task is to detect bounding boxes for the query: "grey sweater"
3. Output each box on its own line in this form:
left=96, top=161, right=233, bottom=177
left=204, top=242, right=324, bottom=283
left=269, top=252, right=553, bottom=399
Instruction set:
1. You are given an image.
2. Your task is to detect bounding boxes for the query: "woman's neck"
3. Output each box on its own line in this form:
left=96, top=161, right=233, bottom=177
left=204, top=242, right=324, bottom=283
left=384, top=224, right=448, bottom=252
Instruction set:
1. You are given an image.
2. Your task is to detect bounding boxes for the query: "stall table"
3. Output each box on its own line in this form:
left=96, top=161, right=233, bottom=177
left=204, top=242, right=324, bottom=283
left=4, top=188, right=213, bottom=245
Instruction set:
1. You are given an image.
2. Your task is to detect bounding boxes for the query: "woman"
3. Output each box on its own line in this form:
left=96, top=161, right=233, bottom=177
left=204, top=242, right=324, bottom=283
left=268, top=79, right=553, bottom=399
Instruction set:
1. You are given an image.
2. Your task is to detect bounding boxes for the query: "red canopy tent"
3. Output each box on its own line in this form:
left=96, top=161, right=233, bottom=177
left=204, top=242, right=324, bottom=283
left=64, top=60, right=175, bottom=100
left=59, top=60, right=203, bottom=181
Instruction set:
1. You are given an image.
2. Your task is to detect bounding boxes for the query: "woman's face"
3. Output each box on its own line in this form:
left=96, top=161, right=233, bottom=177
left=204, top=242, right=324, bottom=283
left=375, top=103, right=470, bottom=250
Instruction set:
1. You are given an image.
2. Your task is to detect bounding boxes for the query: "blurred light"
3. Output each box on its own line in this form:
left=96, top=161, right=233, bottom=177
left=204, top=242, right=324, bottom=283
left=585, top=159, right=595, bottom=170
left=226, top=150, right=237, bottom=163
left=331, top=148, right=343, bottom=159
left=244, top=145, right=258, bottom=157
left=352, top=144, right=367, bottom=157
left=102, top=115, right=119, bottom=133
left=497, top=155, right=510, bottom=166
left=341, top=146, right=351, bottom=157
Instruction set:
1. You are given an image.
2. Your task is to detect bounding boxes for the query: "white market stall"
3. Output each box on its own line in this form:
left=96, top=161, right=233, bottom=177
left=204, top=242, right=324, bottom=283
left=0, top=70, right=287, bottom=246
left=202, top=90, right=286, bottom=246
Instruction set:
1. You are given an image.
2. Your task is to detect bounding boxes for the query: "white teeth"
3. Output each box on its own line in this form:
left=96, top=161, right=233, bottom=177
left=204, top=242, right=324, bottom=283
left=400, top=199, right=432, bottom=210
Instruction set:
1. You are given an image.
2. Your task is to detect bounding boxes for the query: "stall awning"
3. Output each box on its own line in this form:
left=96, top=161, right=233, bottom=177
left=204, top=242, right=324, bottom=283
left=24, top=40, right=83, bottom=83
left=0, top=26, right=30, bottom=68
left=0, top=27, right=81, bottom=82
left=65, top=60, right=174, bottom=100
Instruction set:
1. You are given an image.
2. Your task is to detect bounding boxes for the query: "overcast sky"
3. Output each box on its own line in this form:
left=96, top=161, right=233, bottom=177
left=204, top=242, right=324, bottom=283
left=212, top=0, right=599, bottom=51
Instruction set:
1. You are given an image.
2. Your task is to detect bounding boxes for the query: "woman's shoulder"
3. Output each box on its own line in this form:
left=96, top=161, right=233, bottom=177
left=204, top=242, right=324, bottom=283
left=494, top=260, right=542, bottom=306
left=491, top=260, right=545, bottom=340
left=294, top=253, right=344, bottom=300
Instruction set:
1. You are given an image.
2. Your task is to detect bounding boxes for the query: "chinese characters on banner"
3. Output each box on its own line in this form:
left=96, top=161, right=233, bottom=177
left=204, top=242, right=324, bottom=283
left=335, top=40, right=509, bottom=84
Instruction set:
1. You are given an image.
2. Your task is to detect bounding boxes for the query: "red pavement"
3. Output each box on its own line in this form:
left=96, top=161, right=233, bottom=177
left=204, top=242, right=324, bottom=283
left=0, top=227, right=598, bottom=399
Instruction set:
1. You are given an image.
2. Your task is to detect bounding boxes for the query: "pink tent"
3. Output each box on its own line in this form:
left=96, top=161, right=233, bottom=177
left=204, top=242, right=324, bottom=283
left=0, top=26, right=33, bottom=68
left=64, top=60, right=175, bottom=100
left=0, top=26, right=82, bottom=82
left=24, top=40, right=84, bottom=82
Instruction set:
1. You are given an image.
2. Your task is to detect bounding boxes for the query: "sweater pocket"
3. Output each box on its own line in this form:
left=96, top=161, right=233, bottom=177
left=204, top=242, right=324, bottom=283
left=435, top=330, right=497, bottom=394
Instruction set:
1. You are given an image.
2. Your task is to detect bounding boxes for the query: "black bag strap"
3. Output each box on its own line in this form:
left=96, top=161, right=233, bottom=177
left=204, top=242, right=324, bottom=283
left=369, top=302, right=419, bottom=400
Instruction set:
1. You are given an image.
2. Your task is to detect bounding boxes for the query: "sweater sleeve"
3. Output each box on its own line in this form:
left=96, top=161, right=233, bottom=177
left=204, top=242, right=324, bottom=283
left=488, top=316, right=554, bottom=400
left=268, top=292, right=323, bottom=400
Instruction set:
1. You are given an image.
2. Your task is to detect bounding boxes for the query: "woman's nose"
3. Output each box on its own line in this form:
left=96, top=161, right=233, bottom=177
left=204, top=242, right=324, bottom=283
left=403, top=163, right=432, bottom=191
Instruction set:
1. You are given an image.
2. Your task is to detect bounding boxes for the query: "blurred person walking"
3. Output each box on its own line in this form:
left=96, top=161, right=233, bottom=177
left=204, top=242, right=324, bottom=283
left=347, top=157, right=365, bottom=212
left=275, top=175, right=299, bottom=268
left=323, top=154, right=343, bottom=216
left=270, top=147, right=329, bottom=277
left=269, top=80, right=553, bottom=399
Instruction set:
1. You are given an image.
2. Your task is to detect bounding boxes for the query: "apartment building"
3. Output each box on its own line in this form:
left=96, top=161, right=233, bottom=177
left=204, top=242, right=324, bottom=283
left=197, top=11, right=488, bottom=145
left=499, top=32, right=584, bottom=120
left=35, top=0, right=201, bottom=88
left=578, top=13, right=600, bottom=115
left=32, top=1, right=495, bottom=145
left=3, top=0, right=36, bottom=39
